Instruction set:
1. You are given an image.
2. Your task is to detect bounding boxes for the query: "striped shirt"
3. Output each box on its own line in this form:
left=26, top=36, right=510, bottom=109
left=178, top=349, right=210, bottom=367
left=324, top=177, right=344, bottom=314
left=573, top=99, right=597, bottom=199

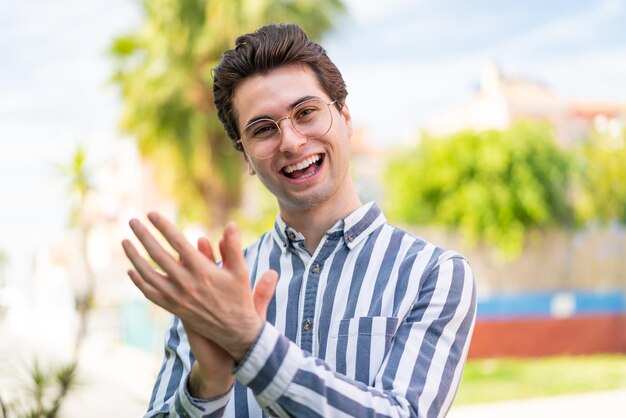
left=145, top=202, right=477, bottom=418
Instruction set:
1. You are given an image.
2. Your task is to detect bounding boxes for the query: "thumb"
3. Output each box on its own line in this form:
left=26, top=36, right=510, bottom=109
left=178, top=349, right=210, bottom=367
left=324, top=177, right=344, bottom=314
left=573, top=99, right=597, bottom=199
left=253, top=270, right=278, bottom=320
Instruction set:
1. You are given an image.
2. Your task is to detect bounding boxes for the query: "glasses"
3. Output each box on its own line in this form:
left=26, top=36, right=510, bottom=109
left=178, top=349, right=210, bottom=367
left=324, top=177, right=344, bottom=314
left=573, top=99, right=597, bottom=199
left=237, top=98, right=337, bottom=159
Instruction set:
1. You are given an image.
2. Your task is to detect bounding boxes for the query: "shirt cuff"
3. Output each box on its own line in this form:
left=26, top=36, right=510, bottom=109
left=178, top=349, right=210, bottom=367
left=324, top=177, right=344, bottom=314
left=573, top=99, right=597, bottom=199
left=233, top=322, right=302, bottom=406
left=174, top=373, right=232, bottom=418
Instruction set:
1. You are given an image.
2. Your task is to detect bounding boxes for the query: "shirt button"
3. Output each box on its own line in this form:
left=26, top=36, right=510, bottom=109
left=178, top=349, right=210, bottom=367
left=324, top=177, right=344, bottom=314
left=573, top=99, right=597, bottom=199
left=287, top=231, right=296, bottom=240
left=302, top=319, right=312, bottom=332
left=311, top=264, right=320, bottom=274
left=347, top=234, right=355, bottom=243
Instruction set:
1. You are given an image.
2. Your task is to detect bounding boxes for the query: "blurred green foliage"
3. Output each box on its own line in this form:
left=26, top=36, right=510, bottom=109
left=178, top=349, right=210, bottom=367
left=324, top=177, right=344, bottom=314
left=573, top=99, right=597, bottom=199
left=233, top=179, right=278, bottom=242
left=574, top=130, right=626, bottom=224
left=110, top=0, right=345, bottom=228
left=55, top=145, right=94, bottom=228
left=0, top=360, right=79, bottom=418
left=385, top=123, right=573, bottom=256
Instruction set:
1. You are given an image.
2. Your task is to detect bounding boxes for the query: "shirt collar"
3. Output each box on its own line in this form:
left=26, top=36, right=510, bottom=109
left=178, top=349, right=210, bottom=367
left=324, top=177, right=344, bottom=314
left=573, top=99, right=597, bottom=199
left=271, top=201, right=386, bottom=251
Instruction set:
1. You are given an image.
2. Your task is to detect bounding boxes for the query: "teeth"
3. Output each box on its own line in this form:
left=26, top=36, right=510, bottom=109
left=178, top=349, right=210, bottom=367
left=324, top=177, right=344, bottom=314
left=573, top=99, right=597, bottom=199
left=283, top=154, right=321, bottom=174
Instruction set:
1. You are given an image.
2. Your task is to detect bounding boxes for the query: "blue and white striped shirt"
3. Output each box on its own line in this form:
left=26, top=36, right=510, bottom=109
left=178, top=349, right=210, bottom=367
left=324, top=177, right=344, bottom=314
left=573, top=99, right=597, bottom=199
left=146, top=202, right=476, bottom=418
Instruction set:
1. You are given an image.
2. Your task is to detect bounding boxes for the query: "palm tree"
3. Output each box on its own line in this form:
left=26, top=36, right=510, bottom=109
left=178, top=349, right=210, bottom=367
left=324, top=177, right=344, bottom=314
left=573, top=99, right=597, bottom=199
left=56, top=145, right=95, bottom=359
left=0, top=249, right=6, bottom=293
left=0, top=249, right=6, bottom=284
left=0, top=250, right=6, bottom=321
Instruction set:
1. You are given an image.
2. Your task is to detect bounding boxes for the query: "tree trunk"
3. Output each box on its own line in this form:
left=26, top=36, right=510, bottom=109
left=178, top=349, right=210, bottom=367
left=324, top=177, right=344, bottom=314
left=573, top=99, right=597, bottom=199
left=73, top=217, right=95, bottom=362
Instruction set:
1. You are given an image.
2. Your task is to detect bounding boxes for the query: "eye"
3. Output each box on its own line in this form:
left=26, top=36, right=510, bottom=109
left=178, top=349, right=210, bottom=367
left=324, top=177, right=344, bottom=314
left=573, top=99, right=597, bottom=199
left=248, top=121, right=278, bottom=139
left=294, top=105, right=320, bottom=121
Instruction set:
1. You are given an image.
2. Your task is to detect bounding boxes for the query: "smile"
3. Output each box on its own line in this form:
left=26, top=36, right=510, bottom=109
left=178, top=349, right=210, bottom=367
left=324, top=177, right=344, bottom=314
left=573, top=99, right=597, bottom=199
left=281, top=154, right=323, bottom=179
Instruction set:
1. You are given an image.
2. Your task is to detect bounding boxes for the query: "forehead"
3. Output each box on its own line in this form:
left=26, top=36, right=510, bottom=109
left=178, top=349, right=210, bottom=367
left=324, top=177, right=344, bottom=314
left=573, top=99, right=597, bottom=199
left=233, top=64, right=328, bottom=126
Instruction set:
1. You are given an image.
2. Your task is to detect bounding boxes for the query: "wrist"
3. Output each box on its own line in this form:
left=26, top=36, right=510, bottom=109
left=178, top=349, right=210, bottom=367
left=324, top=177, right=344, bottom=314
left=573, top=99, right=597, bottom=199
left=227, top=317, right=265, bottom=363
left=188, top=362, right=234, bottom=399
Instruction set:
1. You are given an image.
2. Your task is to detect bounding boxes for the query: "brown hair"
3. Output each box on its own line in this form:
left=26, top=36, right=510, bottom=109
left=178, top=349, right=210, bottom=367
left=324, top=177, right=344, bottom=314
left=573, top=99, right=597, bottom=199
left=212, top=23, right=348, bottom=152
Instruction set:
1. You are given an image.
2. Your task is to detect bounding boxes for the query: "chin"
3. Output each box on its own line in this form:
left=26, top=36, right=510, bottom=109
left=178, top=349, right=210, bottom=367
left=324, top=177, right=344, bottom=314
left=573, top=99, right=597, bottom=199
left=279, top=187, right=338, bottom=211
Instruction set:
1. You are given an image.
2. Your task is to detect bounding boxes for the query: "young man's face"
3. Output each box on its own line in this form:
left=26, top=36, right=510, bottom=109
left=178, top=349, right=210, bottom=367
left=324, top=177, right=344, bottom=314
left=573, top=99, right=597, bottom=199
left=233, top=64, right=354, bottom=213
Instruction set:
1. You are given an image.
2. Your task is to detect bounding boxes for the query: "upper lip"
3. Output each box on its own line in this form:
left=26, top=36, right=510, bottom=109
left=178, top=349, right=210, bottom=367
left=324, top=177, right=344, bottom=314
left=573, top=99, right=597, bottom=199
left=280, top=153, right=323, bottom=173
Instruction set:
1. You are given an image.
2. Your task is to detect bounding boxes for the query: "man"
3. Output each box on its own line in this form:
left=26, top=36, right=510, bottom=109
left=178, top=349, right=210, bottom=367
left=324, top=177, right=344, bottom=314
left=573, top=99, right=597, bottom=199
left=123, top=23, right=476, bottom=418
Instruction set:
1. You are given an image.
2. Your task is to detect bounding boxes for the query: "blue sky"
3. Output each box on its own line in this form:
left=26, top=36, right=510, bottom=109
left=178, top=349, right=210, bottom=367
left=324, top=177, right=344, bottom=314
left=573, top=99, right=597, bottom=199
left=1, top=0, right=625, bottom=281
left=324, top=0, right=626, bottom=141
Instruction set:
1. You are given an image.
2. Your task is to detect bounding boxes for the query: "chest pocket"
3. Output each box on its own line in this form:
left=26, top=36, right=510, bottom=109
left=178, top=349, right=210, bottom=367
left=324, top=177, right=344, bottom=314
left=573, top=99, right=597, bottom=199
left=326, top=316, right=399, bottom=385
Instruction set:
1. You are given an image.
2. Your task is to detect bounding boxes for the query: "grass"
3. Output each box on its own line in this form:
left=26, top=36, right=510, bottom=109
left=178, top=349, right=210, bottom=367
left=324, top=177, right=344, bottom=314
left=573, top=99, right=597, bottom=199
left=455, top=354, right=626, bottom=404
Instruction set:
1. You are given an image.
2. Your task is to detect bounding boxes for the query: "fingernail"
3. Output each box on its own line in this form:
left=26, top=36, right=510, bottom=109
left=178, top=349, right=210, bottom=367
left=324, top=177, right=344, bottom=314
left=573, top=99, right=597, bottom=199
left=147, top=212, right=157, bottom=223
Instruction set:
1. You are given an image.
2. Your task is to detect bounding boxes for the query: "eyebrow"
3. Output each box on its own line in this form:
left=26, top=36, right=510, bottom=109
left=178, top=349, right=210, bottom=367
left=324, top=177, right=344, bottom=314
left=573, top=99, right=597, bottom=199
left=243, top=95, right=319, bottom=127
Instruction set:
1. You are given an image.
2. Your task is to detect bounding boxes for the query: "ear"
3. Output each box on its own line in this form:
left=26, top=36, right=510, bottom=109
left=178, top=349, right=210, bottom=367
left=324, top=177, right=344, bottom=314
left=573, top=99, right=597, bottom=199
left=243, top=153, right=256, bottom=176
left=339, top=102, right=354, bottom=138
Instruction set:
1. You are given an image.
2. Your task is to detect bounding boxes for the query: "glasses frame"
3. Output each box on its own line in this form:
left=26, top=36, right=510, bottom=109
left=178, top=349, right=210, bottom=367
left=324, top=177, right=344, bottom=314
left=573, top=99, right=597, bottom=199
left=237, top=98, right=338, bottom=160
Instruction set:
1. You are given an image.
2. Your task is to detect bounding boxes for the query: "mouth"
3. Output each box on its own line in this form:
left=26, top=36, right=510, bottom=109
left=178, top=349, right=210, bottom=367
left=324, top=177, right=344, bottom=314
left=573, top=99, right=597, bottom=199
left=281, top=154, right=324, bottom=180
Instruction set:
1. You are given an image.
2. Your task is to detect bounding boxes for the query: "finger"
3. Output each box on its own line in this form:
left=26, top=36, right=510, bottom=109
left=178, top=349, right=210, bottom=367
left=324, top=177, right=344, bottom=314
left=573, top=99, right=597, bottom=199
left=147, top=212, right=203, bottom=270
left=219, top=222, right=246, bottom=274
left=218, top=238, right=225, bottom=263
left=127, top=269, right=170, bottom=310
left=128, top=218, right=187, bottom=278
left=253, top=270, right=278, bottom=321
left=197, top=237, right=217, bottom=264
left=122, top=239, right=175, bottom=296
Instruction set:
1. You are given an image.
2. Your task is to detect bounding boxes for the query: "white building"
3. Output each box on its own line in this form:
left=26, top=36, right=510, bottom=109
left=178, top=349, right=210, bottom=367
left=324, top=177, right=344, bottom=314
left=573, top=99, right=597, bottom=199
left=424, top=64, right=626, bottom=147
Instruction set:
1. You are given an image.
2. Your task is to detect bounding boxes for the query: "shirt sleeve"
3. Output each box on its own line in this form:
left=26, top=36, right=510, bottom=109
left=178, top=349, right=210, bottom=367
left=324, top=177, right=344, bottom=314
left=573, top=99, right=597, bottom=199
left=233, top=256, right=477, bottom=418
left=144, top=317, right=233, bottom=418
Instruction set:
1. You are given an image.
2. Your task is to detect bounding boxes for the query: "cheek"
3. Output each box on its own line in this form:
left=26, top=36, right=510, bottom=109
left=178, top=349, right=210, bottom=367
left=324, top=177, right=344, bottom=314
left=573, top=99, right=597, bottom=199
left=253, top=161, right=278, bottom=182
left=246, top=157, right=274, bottom=177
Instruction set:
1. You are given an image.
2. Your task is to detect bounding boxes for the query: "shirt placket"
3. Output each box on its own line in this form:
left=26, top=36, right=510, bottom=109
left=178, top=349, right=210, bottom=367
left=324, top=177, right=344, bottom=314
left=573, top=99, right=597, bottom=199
left=299, top=232, right=343, bottom=353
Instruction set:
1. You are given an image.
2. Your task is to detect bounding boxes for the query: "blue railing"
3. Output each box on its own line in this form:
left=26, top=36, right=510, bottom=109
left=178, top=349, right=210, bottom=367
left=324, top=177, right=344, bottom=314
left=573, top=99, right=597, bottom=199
left=477, top=290, right=626, bottom=319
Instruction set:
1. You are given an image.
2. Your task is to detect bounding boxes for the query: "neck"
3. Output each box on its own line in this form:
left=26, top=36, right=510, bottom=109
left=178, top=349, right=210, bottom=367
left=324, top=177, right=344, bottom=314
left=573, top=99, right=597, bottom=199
left=279, top=182, right=362, bottom=254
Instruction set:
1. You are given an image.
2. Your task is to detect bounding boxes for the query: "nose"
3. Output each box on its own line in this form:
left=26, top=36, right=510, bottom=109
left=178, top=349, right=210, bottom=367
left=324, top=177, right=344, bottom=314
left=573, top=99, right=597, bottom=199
left=277, top=117, right=307, bottom=153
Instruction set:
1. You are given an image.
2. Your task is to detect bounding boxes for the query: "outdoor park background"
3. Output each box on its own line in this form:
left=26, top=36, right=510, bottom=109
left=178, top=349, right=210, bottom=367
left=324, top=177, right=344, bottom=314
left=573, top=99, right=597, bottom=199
left=1, top=0, right=625, bottom=416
